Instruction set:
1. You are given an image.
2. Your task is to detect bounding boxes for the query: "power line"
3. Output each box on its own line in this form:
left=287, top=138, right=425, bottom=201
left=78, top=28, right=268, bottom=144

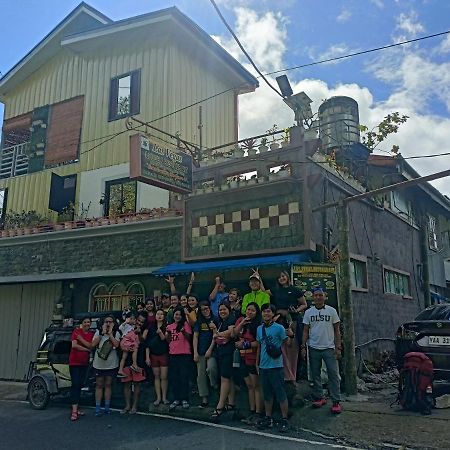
left=264, top=29, right=450, bottom=76
left=208, top=0, right=283, bottom=99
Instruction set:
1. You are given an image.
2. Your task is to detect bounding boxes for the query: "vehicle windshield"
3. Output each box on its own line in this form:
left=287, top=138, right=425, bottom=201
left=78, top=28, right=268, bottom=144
left=415, top=305, right=450, bottom=321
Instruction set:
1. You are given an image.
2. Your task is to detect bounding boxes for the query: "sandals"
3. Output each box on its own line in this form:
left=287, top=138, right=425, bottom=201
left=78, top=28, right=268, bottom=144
left=225, top=404, right=236, bottom=411
left=153, top=400, right=161, bottom=406
left=211, top=408, right=225, bottom=420
left=70, top=411, right=78, bottom=421
left=131, top=365, right=141, bottom=373
left=77, top=410, right=85, bottom=417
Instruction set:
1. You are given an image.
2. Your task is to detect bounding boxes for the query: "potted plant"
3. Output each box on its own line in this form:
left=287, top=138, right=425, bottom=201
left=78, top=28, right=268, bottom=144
left=281, top=128, right=290, bottom=148
left=258, top=137, right=269, bottom=153
left=233, top=144, right=245, bottom=158
left=241, top=138, right=257, bottom=157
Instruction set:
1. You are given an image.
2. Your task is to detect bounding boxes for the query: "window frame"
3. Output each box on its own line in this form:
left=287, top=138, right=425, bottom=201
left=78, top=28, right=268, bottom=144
left=108, top=69, right=141, bottom=122
left=0, top=187, right=8, bottom=229
left=427, top=215, right=438, bottom=251
left=383, top=265, right=412, bottom=298
left=104, top=177, right=137, bottom=217
left=349, top=254, right=368, bottom=292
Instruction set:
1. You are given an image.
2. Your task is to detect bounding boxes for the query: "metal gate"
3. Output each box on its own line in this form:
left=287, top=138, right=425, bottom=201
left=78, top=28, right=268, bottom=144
left=0, top=282, right=61, bottom=380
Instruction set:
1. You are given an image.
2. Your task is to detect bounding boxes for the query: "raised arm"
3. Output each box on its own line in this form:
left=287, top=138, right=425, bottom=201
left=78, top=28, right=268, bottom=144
left=165, top=275, right=177, bottom=294
left=209, top=276, right=221, bottom=300
left=186, top=272, right=195, bottom=295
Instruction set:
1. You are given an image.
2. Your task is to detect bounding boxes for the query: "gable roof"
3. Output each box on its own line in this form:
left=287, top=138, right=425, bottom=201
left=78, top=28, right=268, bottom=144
left=0, top=3, right=258, bottom=97
left=0, top=3, right=111, bottom=96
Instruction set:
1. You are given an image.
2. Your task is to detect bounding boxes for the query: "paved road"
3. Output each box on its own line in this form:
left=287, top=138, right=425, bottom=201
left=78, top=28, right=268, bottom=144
left=0, top=400, right=361, bottom=450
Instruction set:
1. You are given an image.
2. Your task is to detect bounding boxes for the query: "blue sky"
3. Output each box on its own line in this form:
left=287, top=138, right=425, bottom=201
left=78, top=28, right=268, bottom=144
left=1, top=0, right=450, bottom=194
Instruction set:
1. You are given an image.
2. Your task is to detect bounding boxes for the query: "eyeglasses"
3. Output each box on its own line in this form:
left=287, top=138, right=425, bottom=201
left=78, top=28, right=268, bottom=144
left=105, top=320, right=114, bottom=324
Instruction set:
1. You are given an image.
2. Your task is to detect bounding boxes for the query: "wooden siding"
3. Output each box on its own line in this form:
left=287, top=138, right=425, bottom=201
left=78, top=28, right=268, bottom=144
left=0, top=282, right=60, bottom=380
left=1, top=37, right=237, bottom=215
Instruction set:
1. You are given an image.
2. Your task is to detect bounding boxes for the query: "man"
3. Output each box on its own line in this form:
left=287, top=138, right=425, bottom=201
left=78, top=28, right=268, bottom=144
left=166, top=293, right=180, bottom=324
left=301, top=288, right=342, bottom=414
left=209, top=276, right=229, bottom=319
left=161, top=293, right=171, bottom=312
left=241, top=273, right=270, bottom=315
left=256, top=303, right=289, bottom=433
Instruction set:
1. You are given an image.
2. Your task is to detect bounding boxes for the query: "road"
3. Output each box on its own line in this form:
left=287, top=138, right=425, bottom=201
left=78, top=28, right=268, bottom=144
left=0, top=400, right=361, bottom=450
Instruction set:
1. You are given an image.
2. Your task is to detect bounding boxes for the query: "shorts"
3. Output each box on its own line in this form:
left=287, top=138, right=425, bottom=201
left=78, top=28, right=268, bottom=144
left=216, top=352, right=233, bottom=380
left=120, top=366, right=146, bottom=383
left=94, top=368, right=118, bottom=378
left=240, top=362, right=257, bottom=378
left=260, top=367, right=287, bottom=403
left=150, top=353, right=169, bottom=368
left=120, top=338, right=138, bottom=352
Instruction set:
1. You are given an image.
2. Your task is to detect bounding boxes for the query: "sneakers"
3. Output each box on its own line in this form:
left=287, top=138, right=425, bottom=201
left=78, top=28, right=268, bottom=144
left=257, top=416, right=274, bottom=429
left=331, top=402, right=342, bottom=414
left=169, top=400, right=180, bottom=411
left=182, top=400, right=190, bottom=409
left=241, top=412, right=258, bottom=425
left=279, top=418, right=289, bottom=433
left=312, top=397, right=327, bottom=408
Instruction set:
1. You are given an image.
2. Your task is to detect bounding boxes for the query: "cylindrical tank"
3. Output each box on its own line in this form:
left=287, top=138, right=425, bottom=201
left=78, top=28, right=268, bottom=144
left=318, top=96, right=360, bottom=150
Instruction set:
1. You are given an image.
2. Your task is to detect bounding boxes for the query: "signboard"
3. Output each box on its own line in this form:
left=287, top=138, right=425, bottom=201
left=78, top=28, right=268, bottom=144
left=130, top=134, right=193, bottom=194
left=292, top=263, right=338, bottom=309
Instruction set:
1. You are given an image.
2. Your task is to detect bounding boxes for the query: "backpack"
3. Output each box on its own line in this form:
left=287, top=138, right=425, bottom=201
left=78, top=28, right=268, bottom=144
left=396, top=352, right=434, bottom=415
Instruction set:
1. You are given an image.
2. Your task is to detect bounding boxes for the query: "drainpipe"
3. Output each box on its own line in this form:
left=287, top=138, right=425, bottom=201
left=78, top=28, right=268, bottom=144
left=419, top=213, right=431, bottom=308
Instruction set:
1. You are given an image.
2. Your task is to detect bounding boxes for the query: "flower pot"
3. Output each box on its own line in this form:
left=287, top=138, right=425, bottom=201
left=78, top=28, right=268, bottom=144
left=233, top=147, right=245, bottom=158
left=75, top=220, right=86, bottom=228
left=247, top=178, right=257, bottom=185
left=258, top=145, right=268, bottom=153
left=281, top=140, right=290, bottom=148
left=270, top=142, right=280, bottom=150
left=1, top=230, right=9, bottom=238
left=248, top=147, right=258, bottom=157
left=64, top=221, right=74, bottom=229
left=16, top=228, right=24, bottom=236
left=277, top=170, right=289, bottom=178
left=32, top=227, right=40, bottom=234
left=99, top=218, right=110, bottom=226
left=54, top=223, right=64, bottom=231
left=116, top=216, right=125, bottom=224
left=23, top=227, right=32, bottom=235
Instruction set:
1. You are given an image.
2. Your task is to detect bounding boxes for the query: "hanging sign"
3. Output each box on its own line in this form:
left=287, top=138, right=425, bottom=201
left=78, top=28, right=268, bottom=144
left=130, top=134, right=193, bottom=193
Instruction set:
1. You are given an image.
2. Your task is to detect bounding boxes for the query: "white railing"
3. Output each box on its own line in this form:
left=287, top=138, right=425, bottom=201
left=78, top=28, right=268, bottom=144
left=0, top=142, right=29, bottom=179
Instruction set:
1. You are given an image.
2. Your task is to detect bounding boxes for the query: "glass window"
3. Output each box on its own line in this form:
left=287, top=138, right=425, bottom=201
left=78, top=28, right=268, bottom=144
left=350, top=259, right=367, bottom=289
left=0, top=188, right=8, bottom=228
left=384, top=268, right=410, bottom=296
left=108, top=70, right=141, bottom=121
left=428, top=215, right=438, bottom=251
left=104, top=178, right=137, bottom=217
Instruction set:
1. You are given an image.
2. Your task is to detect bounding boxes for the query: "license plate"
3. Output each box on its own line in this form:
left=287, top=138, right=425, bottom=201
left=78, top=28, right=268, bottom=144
left=428, top=336, right=450, bottom=346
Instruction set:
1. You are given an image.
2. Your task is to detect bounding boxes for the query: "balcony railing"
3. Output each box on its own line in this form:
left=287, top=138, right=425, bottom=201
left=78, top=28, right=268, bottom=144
left=0, top=142, right=29, bottom=179
left=91, top=294, right=145, bottom=312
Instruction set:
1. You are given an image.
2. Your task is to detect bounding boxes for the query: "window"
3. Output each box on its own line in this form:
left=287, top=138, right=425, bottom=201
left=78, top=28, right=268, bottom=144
left=48, top=173, right=77, bottom=213
left=108, top=70, right=141, bottom=121
left=350, top=258, right=367, bottom=290
left=383, top=267, right=411, bottom=297
left=104, top=178, right=137, bottom=217
left=0, top=188, right=8, bottom=229
left=428, top=215, right=438, bottom=251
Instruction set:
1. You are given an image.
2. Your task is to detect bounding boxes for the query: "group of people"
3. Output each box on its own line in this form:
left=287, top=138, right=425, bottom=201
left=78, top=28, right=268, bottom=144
left=68, top=270, right=343, bottom=432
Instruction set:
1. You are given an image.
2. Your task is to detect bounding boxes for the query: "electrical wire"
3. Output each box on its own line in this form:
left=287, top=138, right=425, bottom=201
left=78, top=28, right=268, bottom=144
left=264, top=29, right=450, bottom=77
left=208, top=0, right=283, bottom=99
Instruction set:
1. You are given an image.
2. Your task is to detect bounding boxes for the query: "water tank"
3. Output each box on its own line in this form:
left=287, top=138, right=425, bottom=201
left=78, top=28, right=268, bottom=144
left=318, top=96, right=360, bottom=150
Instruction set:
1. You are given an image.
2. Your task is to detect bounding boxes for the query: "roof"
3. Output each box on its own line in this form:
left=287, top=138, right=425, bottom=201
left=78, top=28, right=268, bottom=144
left=152, top=252, right=313, bottom=276
left=0, top=3, right=111, bottom=95
left=0, top=3, right=258, bottom=97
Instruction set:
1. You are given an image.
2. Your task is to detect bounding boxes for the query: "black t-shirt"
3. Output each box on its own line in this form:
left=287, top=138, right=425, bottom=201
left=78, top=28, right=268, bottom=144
left=214, top=316, right=236, bottom=356
left=272, top=286, right=304, bottom=314
left=146, top=327, right=169, bottom=356
left=193, top=319, right=214, bottom=355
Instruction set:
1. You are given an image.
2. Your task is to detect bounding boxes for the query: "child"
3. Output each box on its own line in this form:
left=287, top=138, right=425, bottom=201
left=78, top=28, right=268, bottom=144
left=256, top=303, right=289, bottom=433
left=118, top=313, right=141, bottom=377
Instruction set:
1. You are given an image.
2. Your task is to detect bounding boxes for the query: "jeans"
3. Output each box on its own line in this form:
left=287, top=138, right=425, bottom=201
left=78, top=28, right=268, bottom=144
left=196, top=355, right=218, bottom=397
left=69, top=365, right=88, bottom=405
left=169, top=354, right=191, bottom=402
left=308, top=347, right=341, bottom=403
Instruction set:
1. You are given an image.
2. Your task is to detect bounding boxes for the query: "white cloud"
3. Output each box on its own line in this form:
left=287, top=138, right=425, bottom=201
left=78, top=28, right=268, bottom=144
left=437, top=34, right=450, bottom=54
left=214, top=6, right=450, bottom=196
left=395, top=11, right=425, bottom=41
left=308, top=43, right=358, bottom=65
left=337, top=9, right=352, bottom=23
left=370, top=0, right=384, bottom=9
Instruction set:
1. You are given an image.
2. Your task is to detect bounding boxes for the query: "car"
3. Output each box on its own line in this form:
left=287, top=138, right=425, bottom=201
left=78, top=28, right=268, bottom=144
left=396, top=304, right=450, bottom=380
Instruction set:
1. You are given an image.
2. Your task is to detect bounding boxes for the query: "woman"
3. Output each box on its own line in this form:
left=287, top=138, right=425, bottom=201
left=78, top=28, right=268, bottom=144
left=166, top=307, right=193, bottom=410
left=193, top=301, right=218, bottom=408
left=266, top=270, right=306, bottom=382
left=185, top=294, right=199, bottom=327
left=228, top=288, right=242, bottom=318
left=233, top=302, right=263, bottom=424
left=146, top=308, right=170, bottom=406
left=180, top=294, right=188, bottom=308
left=92, top=315, right=121, bottom=416
left=145, top=298, right=156, bottom=332
left=211, top=302, right=236, bottom=420
left=68, top=317, right=94, bottom=421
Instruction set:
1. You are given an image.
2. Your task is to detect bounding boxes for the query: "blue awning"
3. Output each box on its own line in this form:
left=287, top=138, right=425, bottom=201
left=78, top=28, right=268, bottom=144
left=152, top=253, right=312, bottom=276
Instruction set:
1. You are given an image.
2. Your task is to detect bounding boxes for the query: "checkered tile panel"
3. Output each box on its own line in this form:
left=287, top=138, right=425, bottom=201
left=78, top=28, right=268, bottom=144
left=191, top=202, right=300, bottom=238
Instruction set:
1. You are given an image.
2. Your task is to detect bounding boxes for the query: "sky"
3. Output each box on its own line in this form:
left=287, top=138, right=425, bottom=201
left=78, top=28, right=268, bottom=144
left=0, top=0, right=450, bottom=196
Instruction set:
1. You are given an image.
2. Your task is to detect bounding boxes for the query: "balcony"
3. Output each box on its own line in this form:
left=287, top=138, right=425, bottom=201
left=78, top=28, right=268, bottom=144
left=0, top=142, right=29, bottom=179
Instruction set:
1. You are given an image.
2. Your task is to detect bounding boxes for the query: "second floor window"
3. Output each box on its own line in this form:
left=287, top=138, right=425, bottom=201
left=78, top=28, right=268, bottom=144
left=428, top=215, right=438, bottom=251
left=108, top=69, right=141, bottom=121
left=350, top=258, right=368, bottom=290
left=384, top=267, right=411, bottom=297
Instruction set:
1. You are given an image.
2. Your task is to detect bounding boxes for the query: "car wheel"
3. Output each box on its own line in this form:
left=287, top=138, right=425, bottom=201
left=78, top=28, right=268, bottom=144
left=28, top=376, right=50, bottom=410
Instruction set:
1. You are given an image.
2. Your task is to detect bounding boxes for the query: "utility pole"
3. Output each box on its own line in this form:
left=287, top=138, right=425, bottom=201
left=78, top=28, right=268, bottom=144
left=314, top=167, right=450, bottom=397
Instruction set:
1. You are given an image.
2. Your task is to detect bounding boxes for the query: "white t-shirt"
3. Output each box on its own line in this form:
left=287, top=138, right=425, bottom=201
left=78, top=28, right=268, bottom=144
left=303, top=305, right=340, bottom=350
left=119, top=322, right=133, bottom=336
left=92, top=330, right=121, bottom=370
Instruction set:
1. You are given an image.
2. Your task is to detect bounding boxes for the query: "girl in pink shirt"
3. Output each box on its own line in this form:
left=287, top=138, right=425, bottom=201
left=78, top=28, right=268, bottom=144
left=166, top=307, right=192, bottom=410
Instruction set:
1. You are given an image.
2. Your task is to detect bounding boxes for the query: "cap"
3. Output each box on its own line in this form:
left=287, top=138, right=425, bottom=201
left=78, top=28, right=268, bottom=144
left=161, top=292, right=170, bottom=298
left=249, top=273, right=261, bottom=282
left=311, top=287, right=325, bottom=293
